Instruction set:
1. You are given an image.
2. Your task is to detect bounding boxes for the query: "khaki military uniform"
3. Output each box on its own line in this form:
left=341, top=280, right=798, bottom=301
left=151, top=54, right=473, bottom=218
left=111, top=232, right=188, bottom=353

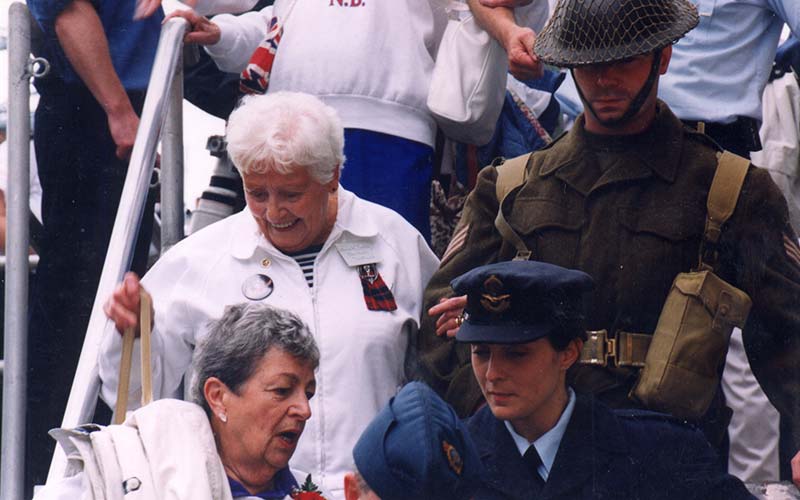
left=418, top=102, right=800, bottom=448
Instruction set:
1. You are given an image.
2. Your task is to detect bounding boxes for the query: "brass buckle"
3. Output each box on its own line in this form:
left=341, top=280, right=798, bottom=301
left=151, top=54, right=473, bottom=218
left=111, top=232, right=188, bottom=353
left=616, top=331, right=649, bottom=368
left=582, top=329, right=616, bottom=367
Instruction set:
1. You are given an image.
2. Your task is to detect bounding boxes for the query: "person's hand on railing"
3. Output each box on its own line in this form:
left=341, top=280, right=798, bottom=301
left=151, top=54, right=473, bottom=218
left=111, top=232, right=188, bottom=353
left=104, top=272, right=150, bottom=336
left=429, top=295, right=468, bottom=339
left=165, top=9, right=221, bottom=46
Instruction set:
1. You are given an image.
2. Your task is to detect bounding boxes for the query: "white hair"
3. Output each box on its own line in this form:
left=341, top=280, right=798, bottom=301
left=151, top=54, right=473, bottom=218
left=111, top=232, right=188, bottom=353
left=226, top=91, right=345, bottom=183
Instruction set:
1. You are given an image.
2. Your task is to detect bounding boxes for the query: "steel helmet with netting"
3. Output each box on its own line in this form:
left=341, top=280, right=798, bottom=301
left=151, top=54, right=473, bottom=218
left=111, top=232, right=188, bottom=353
left=534, top=0, right=699, bottom=68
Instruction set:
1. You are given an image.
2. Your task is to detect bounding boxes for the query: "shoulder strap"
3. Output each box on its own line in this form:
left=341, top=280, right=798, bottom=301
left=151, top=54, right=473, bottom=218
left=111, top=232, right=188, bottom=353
left=699, top=151, right=750, bottom=270
left=494, top=154, right=533, bottom=261
left=114, top=289, right=154, bottom=424
left=494, top=154, right=531, bottom=201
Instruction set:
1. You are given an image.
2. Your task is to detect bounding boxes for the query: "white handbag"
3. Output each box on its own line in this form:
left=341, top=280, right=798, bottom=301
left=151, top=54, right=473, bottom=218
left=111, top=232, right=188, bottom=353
left=427, top=1, right=509, bottom=145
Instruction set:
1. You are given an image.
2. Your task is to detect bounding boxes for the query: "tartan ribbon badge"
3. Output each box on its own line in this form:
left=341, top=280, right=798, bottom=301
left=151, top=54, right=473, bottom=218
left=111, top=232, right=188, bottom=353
left=358, top=263, right=397, bottom=312
left=239, top=16, right=283, bottom=95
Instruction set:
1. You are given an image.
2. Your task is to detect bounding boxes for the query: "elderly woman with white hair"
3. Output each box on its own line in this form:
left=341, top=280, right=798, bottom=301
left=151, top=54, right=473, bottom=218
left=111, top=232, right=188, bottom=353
left=101, top=91, right=439, bottom=499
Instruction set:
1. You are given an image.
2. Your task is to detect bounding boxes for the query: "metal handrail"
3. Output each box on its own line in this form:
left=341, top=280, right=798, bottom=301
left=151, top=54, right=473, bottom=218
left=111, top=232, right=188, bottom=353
left=42, top=16, right=189, bottom=487
left=1, top=4, right=33, bottom=499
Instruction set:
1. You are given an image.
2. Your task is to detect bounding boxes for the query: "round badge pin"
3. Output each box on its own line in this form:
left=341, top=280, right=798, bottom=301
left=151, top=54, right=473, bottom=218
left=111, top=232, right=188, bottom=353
left=241, top=274, right=274, bottom=301
left=261, top=257, right=271, bottom=269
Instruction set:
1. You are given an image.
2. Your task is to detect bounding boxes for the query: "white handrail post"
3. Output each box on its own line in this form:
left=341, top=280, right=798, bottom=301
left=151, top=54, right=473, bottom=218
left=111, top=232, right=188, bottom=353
left=161, top=49, right=185, bottom=254
left=2, top=3, right=33, bottom=499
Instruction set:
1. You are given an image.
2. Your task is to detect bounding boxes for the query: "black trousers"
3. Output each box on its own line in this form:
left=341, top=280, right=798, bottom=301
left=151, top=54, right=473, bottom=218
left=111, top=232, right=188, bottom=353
left=682, top=118, right=761, bottom=159
left=25, top=82, right=154, bottom=492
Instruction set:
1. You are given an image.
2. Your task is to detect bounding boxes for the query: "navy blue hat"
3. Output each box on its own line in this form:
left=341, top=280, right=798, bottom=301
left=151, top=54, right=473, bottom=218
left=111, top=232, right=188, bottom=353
left=453, top=261, right=594, bottom=344
left=352, top=382, right=485, bottom=500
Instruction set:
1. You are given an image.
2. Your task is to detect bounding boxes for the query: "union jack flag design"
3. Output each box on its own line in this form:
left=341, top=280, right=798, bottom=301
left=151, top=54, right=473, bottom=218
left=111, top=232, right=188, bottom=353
left=240, top=16, right=283, bottom=95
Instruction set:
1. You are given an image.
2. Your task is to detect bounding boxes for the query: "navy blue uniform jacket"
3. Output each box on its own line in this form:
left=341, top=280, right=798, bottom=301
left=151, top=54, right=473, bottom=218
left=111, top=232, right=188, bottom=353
left=466, top=395, right=754, bottom=499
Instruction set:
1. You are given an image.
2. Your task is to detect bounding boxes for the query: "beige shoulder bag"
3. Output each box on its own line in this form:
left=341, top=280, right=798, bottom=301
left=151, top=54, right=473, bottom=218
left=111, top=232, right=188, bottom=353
left=632, top=151, right=754, bottom=420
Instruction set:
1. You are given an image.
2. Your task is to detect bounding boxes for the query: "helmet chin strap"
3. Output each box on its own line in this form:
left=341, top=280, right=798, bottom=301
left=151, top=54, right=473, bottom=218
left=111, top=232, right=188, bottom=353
left=572, top=49, right=663, bottom=129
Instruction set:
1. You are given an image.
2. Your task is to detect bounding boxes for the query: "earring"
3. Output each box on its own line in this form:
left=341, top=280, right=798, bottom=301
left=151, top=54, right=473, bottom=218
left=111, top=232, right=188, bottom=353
left=218, top=412, right=227, bottom=423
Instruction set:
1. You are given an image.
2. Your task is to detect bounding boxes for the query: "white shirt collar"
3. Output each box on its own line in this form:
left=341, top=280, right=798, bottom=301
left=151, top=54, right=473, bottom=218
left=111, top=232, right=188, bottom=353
left=229, top=187, right=378, bottom=260
left=504, top=388, right=576, bottom=480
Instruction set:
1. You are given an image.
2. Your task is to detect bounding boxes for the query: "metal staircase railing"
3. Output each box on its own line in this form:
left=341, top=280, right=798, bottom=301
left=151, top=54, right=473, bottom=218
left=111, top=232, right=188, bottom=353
left=0, top=3, right=188, bottom=497
left=2, top=4, right=37, bottom=498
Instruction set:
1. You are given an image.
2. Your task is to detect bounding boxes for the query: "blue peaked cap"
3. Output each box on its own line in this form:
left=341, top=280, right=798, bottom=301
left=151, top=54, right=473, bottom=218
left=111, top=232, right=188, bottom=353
left=352, top=382, right=485, bottom=500
left=452, top=260, right=594, bottom=344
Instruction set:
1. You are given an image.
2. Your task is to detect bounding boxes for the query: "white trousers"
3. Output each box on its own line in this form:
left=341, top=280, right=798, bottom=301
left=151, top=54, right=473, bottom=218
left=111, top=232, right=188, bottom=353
left=722, top=328, right=780, bottom=481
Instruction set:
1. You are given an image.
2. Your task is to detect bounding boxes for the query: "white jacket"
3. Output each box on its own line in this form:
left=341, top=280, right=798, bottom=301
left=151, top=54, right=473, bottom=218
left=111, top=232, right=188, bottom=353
left=99, top=188, right=439, bottom=499
left=751, top=72, right=800, bottom=231
left=36, top=400, right=325, bottom=500
left=36, top=400, right=231, bottom=500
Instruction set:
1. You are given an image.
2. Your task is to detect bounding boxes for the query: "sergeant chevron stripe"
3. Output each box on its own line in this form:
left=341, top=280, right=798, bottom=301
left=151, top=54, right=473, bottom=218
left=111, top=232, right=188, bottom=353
left=784, top=234, right=800, bottom=269
left=441, top=222, right=470, bottom=265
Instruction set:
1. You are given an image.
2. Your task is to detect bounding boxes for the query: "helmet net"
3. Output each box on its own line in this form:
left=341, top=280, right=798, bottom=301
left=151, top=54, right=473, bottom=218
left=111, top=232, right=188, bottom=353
left=534, top=0, right=699, bottom=67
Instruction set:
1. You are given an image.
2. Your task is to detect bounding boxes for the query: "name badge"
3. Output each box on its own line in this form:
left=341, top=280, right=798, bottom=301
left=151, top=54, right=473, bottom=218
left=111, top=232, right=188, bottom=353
left=335, top=239, right=379, bottom=268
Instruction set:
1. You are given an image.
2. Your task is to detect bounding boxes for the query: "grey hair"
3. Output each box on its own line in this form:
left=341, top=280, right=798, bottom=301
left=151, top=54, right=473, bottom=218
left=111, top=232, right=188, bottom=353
left=226, top=91, right=345, bottom=183
left=192, top=302, right=320, bottom=415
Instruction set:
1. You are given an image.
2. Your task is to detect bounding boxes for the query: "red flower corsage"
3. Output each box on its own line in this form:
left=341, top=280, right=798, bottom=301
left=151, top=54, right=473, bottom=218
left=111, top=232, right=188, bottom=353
left=290, top=475, right=326, bottom=500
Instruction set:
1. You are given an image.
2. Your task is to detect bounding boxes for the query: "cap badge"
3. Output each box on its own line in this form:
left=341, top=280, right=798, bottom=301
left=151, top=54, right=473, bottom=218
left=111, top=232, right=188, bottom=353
left=480, top=275, right=511, bottom=314
left=442, top=440, right=464, bottom=476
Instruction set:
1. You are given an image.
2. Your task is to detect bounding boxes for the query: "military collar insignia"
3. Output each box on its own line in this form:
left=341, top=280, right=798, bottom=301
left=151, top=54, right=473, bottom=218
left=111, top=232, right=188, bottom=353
left=480, top=275, right=512, bottom=314
left=442, top=440, right=464, bottom=475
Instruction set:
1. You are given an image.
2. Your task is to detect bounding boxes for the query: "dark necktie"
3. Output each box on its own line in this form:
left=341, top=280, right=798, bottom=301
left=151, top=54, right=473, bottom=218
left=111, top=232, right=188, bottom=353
left=523, top=446, right=546, bottom=492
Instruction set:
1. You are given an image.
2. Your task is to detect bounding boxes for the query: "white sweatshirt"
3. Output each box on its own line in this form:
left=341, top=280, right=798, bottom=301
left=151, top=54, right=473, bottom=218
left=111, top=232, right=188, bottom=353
left=206, top=0, right=550, bottom=148
left=207, top=0, right=448, bottom=147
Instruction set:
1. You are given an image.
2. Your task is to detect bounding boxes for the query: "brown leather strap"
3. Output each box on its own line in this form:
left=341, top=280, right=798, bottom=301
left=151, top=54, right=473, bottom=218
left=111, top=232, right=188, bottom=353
left=114, top=289, right=153, bottom=424
left=494, top=153, right=533, bottom=261
left=579, top=330, right=652, bottom=368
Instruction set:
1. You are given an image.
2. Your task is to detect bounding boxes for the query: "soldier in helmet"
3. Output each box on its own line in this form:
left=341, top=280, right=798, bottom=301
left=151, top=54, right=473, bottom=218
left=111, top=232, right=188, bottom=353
left=418, top=0, right=800, bottom=481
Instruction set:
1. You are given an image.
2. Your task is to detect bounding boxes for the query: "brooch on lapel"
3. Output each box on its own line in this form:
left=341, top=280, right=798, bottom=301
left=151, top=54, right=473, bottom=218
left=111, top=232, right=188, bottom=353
left=290, top=475, right=326, bottom=500
left=358, top=263, right=397, bottom=312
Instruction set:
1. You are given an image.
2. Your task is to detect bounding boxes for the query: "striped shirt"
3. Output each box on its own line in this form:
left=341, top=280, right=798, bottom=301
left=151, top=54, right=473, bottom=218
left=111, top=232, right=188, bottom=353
left=286, top=244, right=323, bottom=288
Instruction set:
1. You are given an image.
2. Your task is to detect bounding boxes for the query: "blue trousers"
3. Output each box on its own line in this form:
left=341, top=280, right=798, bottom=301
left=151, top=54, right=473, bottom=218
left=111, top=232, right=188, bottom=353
left=340, top=129, right=433, bottom=242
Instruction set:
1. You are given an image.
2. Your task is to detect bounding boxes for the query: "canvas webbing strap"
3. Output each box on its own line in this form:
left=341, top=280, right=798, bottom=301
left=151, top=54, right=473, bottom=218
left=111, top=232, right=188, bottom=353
left=114, top=289, right=154, bottom=424
left=700, top=151, right=750, bottom=270
left=494, top=153, right=533, bottom=261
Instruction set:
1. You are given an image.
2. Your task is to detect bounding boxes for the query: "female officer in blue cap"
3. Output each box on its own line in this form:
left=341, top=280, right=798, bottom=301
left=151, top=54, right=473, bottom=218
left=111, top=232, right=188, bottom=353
left=453, top=261, right=752, bottom=499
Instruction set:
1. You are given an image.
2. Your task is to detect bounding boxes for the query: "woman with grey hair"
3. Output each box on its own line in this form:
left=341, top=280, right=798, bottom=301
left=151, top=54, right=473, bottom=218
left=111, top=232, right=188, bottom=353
left=193, top=302, right=323, bottom=497
left=37, top=302, right=328, bottom=499
left=101, top=91, right=439, bottom=499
